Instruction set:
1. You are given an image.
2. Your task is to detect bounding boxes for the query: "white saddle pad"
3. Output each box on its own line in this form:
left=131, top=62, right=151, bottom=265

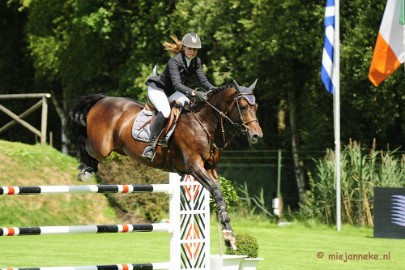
left=132, top=108, right=154, bottom=142
left=132, top=108, right=176, bottom=144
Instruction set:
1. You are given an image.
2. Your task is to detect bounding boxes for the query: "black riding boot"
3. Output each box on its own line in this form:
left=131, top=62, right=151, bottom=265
left=141, top=111, right=167, bottom=161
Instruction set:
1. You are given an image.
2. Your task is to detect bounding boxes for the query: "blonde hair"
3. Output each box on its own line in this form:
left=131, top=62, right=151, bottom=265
left=162, top=35, right=183, bottom=56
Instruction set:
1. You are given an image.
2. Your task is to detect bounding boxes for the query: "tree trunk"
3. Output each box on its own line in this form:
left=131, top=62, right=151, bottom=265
left=287, top=91, right=306, bottom=204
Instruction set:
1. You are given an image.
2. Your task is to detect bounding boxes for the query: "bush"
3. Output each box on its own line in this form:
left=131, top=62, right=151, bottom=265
left=97, top=153, right=169, bottom=223
left=210, top=176, right=239, bottom=213
left=300, top=140, right=405, bottom=226
left=225, top=233, right=259, bottom=258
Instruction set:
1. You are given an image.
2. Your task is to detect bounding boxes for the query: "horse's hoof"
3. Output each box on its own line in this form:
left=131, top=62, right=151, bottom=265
left=77, top=171, right=92, bottom=182
left=223, top=229, right=237, bottom=250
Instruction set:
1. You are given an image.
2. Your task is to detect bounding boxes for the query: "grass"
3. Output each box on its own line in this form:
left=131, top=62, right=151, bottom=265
left=219, top=217, right=403, bottom=270
left=0, top=140, right=117, bottom=226
left=0, top=140, right=404, bottom=269
left=1, top=217, right=404, bottom=270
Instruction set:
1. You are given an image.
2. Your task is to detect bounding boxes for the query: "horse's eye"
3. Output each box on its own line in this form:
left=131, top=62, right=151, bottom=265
left=240, top=106, right=247, bottom=112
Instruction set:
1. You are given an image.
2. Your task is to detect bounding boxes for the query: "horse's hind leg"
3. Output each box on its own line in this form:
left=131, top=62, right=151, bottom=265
left=77, top=136, right=99, bottom=182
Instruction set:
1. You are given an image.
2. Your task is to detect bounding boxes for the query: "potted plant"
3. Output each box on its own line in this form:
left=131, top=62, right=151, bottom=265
left=210, top=254, right=247, bottom=270
left=226, top=233, right=264, bottom=270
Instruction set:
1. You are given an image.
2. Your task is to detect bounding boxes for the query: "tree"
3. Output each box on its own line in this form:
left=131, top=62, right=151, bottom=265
left=17, top=0, right=176, bottom=150
left=0, top=0, right=403, bottom=208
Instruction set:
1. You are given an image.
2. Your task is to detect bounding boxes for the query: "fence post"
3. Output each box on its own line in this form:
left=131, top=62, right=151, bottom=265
left=169, top=173, right=181, bottom=270
left=0, top=93, right=50, bottom=146
left=358, top=149, right=363, bottom=226
left=40, top=96, right=48, bottom=145
left=170, top=173, right=210, bottom=270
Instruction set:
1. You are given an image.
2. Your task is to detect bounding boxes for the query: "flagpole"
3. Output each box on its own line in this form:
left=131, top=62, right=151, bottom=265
left=334, top=0, right=341, bottom=232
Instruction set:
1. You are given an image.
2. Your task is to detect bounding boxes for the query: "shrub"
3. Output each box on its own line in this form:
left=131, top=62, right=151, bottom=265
left=210, top=176, right=239, bottom=213
left=97, top=153, right=169, bottom=223
left=225, top=233, right=259, bottom=258
left=300, top=140, right=405, bottom=226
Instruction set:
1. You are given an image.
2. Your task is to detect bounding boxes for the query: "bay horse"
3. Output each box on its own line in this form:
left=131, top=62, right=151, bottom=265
left=66, top=80, right=263, bottom=250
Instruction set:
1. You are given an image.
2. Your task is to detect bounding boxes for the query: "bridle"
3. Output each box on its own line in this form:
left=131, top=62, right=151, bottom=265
left=204, top=91, right=259, bottom=135
left=190, top=89, right=258, bottom=150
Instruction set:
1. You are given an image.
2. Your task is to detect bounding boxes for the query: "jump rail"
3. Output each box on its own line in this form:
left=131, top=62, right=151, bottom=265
left=0, top=174, right=210, bottom=270
left=0, top=223, right=170, bottom=236
left=0, top=184, right=171, bottom=195
left=0, top=262, right=171, bottom=270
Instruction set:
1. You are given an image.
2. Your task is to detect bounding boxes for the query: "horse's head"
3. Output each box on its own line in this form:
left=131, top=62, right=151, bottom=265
left=228, top=79, right=263, bottom=144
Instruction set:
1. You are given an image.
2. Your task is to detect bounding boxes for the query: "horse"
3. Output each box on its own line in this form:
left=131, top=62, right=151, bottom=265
left=66, top=80, right=263, bottom=250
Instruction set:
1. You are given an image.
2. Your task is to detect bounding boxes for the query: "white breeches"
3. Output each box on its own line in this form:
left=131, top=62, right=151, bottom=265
left=148, top=86, right=190, bottom=118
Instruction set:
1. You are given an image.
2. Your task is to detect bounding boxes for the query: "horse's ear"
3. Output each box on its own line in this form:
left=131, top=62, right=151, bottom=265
left=232, top=79, right=241, bottom=93
left=248, top=79, right=258, bottom=92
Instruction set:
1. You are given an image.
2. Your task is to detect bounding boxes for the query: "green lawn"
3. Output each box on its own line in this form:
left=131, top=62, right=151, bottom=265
left=1, top=217, right=403, bottom=270
left=1, top=141, right=402, bottom=269
left=222, top=218, right=403, bottom=270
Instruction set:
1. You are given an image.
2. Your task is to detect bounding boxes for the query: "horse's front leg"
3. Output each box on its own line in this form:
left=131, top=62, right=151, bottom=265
left=191, top=169, right=237, bottom=250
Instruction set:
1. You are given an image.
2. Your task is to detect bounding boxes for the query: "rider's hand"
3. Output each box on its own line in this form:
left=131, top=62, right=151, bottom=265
left=193, top=90, right=207, bottom=101
left=209, top=87, right=218, bottom=91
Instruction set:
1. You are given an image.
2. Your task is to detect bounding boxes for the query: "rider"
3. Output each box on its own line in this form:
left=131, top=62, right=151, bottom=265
left=141, top=32, right=217, bottom=161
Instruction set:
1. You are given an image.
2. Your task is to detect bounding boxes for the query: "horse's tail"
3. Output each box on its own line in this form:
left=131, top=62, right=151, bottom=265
left=65, top=94, right=106, bottom=179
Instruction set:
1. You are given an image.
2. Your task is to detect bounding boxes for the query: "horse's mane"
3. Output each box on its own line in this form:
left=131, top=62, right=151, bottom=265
left=206, top=83, right=235, bottom=98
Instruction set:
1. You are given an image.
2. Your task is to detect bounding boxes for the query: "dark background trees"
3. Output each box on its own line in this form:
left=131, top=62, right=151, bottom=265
left=1, top=0, right=403, bottom=208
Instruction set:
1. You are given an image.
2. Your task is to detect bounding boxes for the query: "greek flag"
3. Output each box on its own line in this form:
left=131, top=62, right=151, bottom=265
left=321, top=0, right=336, bottom=94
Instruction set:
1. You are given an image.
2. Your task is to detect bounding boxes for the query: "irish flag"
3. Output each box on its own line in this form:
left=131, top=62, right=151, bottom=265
left=368, top=0, right=405, bottom=86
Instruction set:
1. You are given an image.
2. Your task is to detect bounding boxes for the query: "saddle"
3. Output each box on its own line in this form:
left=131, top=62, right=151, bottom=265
left=132, top=99, right=181, bottom=146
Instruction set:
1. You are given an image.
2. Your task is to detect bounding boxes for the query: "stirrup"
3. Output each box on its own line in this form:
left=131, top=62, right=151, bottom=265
left=141, top=145, right=156, bottom=161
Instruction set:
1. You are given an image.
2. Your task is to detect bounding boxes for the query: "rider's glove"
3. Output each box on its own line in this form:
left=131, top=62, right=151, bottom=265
left=193, top=90, right=207, bottom=101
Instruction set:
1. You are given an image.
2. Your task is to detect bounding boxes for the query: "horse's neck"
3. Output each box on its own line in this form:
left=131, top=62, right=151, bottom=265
left=197, top=88, right=236, bottom=128
left=208, top=88, right=236, bottom=113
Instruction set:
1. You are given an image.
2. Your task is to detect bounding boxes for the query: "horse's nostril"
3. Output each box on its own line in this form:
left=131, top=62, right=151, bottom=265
left=249, top=134, right=259, bottom=144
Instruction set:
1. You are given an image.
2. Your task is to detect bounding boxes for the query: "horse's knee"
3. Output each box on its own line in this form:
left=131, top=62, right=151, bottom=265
left=221, top=212, right=230, bottom=224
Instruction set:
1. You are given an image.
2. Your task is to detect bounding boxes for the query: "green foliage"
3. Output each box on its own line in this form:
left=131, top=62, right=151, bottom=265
left=97, top=154, right=169, bottom=223
left=210, top=176, right=239, bottom=213
left=1, top=0, right=405, bottom=209
left=225, top=233, right=259, bottom=258
left=300, top=141, right=405, bottom=225
left=237, top=182, right=273, bottom=218
left=2, top=0, right=404, bottom=151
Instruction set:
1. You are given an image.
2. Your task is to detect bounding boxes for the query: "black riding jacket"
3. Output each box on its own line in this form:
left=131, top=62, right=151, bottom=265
left=146, top=51, right=214, bottom=97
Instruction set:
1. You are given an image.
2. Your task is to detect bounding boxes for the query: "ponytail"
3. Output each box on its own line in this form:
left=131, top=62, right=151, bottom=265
left=162, top=35, right=183, bottom=56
